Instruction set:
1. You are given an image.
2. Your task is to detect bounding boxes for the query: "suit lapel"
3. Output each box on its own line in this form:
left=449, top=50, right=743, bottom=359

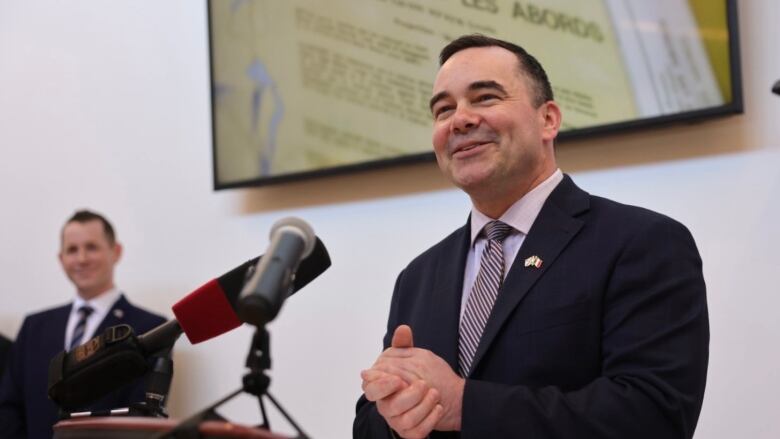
left=94, top=294, right=131, bottom=335
left=423, top=223, right=471, bottom=371
left=468, top=176, right=590, bottom=375
left=50, top=304, right=73, bottom=352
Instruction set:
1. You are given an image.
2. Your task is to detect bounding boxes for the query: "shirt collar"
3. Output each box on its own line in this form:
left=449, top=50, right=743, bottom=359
left=72, top=287, right=122, bottom=316
left=470, top=169, right=564, bottom=245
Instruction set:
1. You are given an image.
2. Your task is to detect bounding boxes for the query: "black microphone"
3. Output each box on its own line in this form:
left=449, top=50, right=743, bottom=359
left=238, top=217, right=317, bottom=327
left=773, top=79, right=780, bottom=96
left=48, top=232, right=331, bottom=412
left=133, top=349, right=174, bottom=417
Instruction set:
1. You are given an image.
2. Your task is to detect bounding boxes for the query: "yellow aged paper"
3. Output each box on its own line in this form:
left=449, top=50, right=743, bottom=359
left=211, top=0, right=637, bottom=183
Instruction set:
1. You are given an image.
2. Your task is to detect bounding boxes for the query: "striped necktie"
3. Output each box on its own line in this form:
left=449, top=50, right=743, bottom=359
left=458, top=220, right=513, bottom=376
left=69, top=305, right=94, bottom=351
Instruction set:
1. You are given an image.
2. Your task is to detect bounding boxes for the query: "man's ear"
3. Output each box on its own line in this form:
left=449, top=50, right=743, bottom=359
left=539, top=100, right=562, bottom=142
left=112, top=242, right=123, bottom=264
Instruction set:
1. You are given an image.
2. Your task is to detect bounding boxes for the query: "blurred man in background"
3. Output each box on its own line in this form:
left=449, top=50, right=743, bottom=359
left=0, top=209, right=166, bottom=439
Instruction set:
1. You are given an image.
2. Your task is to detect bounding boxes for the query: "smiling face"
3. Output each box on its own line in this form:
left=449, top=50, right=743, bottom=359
left=430, top=46, right=561, bottom=217
left=59, top=219, right=122, bottom=300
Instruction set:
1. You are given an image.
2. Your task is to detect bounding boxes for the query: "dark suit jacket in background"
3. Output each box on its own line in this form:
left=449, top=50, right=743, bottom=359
left=0, top=295, right=166, bottom=439
left=0, top=334, right=11, bottom=379
left=354, top=175, right=709, bottom=438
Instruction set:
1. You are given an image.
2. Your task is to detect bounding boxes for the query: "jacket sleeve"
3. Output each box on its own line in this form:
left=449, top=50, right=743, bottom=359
left=460, top=217, right=709, bottom=438
left=353, top=271, right=406, bottom=439
left=0, top=323, right=28, bottom=439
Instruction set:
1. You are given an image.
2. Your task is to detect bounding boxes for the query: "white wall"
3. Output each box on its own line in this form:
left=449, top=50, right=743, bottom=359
left=0, top=1, right=778, bottom=438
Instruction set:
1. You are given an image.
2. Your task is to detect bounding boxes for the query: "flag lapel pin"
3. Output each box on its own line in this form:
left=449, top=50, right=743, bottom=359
left=524, top=255, right=543, bottom=268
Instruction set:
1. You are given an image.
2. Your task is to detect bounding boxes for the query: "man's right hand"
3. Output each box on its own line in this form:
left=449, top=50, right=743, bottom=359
left=360, top=325, right=444, bottom=439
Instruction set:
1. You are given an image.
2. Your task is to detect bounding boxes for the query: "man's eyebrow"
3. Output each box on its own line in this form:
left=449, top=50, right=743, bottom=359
left=469, top=80, right=507, bottom=95
left=429, top=91, right=450, bottom=112
left=429, top=80, right=509, bottom=112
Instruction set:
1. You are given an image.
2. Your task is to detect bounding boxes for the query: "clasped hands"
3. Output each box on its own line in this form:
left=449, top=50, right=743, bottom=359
left=361, top=325, right=464, bottom=439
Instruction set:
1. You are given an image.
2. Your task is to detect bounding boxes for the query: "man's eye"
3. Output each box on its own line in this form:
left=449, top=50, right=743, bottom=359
left=476, top=94, right=498, bottom=102
left=433, top=105, right=454, bottom=119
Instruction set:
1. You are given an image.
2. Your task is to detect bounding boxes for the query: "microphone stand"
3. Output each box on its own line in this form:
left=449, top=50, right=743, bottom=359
left=243, top=327, right=309, bottom=438
left=153, top=326, right=310, bottom=439
left=157, top=248, right=322, bottom=439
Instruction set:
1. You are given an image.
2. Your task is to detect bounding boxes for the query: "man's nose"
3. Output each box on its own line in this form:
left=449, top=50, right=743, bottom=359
left=76, top=248, right=89, bottom=263
left=451, top=105, right=480, bottom=134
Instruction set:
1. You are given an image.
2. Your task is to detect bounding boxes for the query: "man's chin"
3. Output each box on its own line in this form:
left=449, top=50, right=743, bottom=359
left=72, top=278, right=95, bottom=289
left=74, top=282, right=102, bottom=297
left=450, top=170, right=495, bottom=193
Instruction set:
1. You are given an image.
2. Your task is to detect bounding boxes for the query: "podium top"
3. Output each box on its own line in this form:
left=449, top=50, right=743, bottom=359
left=54, top=416, right=291, bottom=439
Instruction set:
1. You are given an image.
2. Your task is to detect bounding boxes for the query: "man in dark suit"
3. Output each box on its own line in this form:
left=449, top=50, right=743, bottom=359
left=354, top=35, right=709, bottom=438
left=0, top=210, right=166, bottom=439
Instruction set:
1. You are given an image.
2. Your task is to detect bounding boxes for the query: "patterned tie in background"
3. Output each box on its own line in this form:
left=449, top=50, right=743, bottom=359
left=69, top=305, right=94, bottom=351
left=458, top=220, right=513, bottom=376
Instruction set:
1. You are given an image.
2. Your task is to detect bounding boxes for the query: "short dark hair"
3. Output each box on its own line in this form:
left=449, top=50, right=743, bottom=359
left=439, top=34, right=553, bottom=107
left=62, top=209, right=116, bottom=245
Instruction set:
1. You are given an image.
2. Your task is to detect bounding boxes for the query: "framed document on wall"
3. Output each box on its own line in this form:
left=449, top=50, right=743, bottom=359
left=208, top=0, right=741, bottom=189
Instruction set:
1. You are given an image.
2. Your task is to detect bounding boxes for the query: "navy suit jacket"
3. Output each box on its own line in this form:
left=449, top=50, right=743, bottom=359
left=0, top=335, right=10, bottom=379
left=354, top=175, right=709, bottom=438
left=0, top=295, right=166, bottom=439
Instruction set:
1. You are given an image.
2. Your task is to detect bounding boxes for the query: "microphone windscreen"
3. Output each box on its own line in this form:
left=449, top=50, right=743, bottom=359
left=172, top=278, right=243, bottom=344
left=220, top=237, right=329, bottom=304
left=174, top=237, right=330, bottom=341
left=217, top=236, right=331, bottom=302
left=216, top=257, right=260, bottom=309
left=291, top=236, right=331, bottom=294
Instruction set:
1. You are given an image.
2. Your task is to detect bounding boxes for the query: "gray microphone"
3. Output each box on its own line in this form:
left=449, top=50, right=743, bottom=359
left=238, top=217, right=316, bottom=326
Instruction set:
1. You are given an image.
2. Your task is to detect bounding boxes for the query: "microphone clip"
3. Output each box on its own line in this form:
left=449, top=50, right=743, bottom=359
left=243, top=328, right=271, bottom=397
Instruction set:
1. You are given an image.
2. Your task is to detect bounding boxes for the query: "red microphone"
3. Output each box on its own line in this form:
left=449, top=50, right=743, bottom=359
left=173, top=278, right=243, bottom=343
